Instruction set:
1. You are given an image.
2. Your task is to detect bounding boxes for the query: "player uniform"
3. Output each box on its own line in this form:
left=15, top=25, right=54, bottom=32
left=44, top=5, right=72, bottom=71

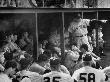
left=72, top=65, right=106, bottom=82
left=68, top=19, right=91, bottom=51
left=42, top=71, right=72, bottom=82
left=42, top=57, right=72, bottom=82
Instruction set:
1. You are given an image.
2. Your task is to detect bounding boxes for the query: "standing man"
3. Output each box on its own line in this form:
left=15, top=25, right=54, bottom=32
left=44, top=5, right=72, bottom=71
left=68, top=13, right=92, bottom=51
left=72, top=54, right=107, bottom=82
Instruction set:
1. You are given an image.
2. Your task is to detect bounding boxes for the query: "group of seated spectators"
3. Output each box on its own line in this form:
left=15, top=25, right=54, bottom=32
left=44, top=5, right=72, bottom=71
left=0, top=30, right=108, bottom=82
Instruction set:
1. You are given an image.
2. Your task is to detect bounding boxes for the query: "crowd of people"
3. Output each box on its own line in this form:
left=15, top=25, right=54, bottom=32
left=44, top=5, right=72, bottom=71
left=0, top=14, right=108, bottom=82
left=0, top=28, right=108, bottom=82
left=0, top=39, right=109, bottom=82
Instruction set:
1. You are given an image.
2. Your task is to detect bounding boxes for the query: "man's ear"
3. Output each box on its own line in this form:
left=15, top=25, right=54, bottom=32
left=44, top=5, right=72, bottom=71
left=74, top=79, right=77, bottom=82
left=105, top=74, right=108, bottom=81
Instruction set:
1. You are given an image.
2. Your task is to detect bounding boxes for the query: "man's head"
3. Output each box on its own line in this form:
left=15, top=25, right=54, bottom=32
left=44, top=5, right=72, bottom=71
left=43, top=50, right=52, bottom=59
left=19, top=58, right=32, bottom=70
left=38, top=54, right=49, bottom=64
left=50, top=57, right=61, bottom=71
left=64, top=51, right=79, bottom=68
left=4, top=60, right=17, bottom=76
left=73, top=13, right=82, bottom=22
left=80, top=44, right=88, bottom=53
left=82, top=54, right=92, bottom=66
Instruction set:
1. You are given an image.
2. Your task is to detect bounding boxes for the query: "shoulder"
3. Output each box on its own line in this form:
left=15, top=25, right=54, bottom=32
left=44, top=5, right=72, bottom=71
left=72, top=67, right=84, bottom=76
left=92, top=68, right=105, bottom=75
left=0, top=74, right=12, bottom=82
left=29, top=63, right=45, bottom=74
left=60, top=65, right=70, bottom=74
left=102, top=66, right=110, bottom=73
left=43, top=72, right=53, bottom=77
left=21, top=77, right=31, bottom=82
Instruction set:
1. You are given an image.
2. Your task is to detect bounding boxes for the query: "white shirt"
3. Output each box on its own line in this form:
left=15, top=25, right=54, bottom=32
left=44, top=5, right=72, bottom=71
left=20, top=70, right=42, bottom=82
left=72, top=66, right=106, bottom=82
left=42, top=71, right=72, bottom=82
left=68, top=19, right=89, bottom=36
left=0, top=73, right=12, bottom=82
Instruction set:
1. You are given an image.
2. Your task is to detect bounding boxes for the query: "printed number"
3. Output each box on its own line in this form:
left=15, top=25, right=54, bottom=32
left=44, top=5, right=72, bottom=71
left=80, top=73, right=95, bottom=82
left=44, top=77, right=61, bottom=82
left=44, top=77, right=50, bottom=82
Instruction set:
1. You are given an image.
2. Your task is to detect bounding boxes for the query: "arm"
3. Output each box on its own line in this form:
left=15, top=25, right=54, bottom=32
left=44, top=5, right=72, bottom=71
left=91, top=52, right=101, bottom=60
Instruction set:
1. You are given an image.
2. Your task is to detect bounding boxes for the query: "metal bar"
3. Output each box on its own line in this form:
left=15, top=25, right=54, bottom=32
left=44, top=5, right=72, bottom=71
left=0, top=8, right=110, bottom=13
left=42, top=0, right=45, bottom=8
left=60, top=12, right=65, bottom=64
left=34, top=12, right=39, bottom=61
left=64, top=0, right=66, bottom=8
left=96, top=11, right=99, bottom=56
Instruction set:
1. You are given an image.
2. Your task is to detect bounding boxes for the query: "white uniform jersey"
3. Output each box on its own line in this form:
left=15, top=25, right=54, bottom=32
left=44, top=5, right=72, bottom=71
left=72, top=66, right=106, bottom=82
left=42, top=71, right=72, bottom=82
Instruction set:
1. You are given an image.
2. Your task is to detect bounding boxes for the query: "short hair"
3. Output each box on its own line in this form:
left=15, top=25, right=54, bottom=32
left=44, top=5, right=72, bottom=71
left=19, top=58, right=32, bottom=70
left=5, top=60, right=17, bottom=69
left=4, top=52, right=13, bottom=61
left=73, top=13, right=82, bottom=19
left=43, top=50, right=51, bottom=58
left=80, top=44, right=88, bottom=51
left=50, top=57, right=61, bottom=66
left=38, top=54, right=49, bottom=63
left=82, top=54, right=92, bottom=61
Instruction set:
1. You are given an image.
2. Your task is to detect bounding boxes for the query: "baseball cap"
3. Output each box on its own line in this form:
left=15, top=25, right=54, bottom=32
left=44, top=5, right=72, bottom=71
left=82, top=54, right=92, bottom=61
left=73, top=13, right=82, bottom=19
left=50, top=57, right=61, bottom=66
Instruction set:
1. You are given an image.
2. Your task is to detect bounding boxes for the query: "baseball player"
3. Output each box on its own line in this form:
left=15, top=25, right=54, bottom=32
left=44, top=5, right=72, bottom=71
left=68, top=13, right=92, bottom=51
left=72, top=54, right=107, bottom=82
left=42, top=57, right=72, bottom=82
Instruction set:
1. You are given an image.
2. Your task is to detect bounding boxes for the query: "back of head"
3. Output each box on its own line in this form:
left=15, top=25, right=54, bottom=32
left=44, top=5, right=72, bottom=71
left=82, top=54, right=92, bottom=66
left=80, top=44, right=88, bottom=51
left=5, top=60, right=17, bottom=70
left=37, top=54, right=49, bottom=63
left=19, top=58, right=32, bottom=70
left=73, top=13, right=82, bottom=19
left=83, top=54, right=92, bottom=62
left=4, top=52, right=13, bottom=61
left=43, top=50, right=51, bottom=59
left=50, top=57, right=61, bottom=69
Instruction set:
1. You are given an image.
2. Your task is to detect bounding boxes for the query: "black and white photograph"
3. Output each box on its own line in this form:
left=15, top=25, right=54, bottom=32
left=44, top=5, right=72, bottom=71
left=0, top=0, right=110, bottom=82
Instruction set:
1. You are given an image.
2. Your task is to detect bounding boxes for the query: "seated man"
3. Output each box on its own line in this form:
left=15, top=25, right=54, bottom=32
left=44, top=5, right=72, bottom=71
left=79, top=44, right=101, bottom=69
left=16, top=58, right=42, bottom=82
left=0, top=60, right=17, bottom=82
left=64, top=50, right=79, bottom=75
left=72, top=54, right=107, bottom=82
left=42, top=57, right=72, bottom=82
left=29, top=53, right=50, bottom=75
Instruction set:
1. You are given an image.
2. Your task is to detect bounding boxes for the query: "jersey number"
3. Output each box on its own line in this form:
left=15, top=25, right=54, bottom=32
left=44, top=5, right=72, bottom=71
left=44, top=77, right=61, bottom=82
left=80, top=73, right=95, bottom=82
